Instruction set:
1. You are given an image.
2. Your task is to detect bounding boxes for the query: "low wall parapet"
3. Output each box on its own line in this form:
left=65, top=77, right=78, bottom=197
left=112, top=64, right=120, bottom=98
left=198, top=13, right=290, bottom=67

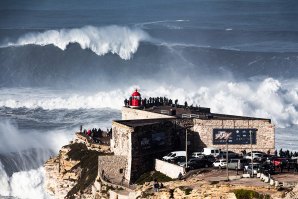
left=155, top=159, right=184, bottom=179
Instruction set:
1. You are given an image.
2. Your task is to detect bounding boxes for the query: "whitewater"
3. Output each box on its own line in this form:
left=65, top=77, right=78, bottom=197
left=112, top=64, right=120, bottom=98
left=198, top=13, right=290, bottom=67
left=2, top=26, right=150, bottom=60
left=1, top=0, right=298, bottom=198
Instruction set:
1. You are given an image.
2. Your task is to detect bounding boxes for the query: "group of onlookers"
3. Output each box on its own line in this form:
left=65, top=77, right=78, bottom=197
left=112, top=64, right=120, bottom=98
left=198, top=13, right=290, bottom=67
left=81, top=127, right=112, bottom=143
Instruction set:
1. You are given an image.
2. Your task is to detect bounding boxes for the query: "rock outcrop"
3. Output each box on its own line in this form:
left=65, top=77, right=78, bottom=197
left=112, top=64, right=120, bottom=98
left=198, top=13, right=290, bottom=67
left=44, top=134, right=107, bottom=199
left=44, top=133, right=295, bottom=199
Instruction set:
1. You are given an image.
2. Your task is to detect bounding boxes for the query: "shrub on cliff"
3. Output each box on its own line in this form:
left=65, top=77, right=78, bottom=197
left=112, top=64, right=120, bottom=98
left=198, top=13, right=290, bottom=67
left=233, top=189, right=270, bottom=199
left=135, top=171, right=172, bottom=185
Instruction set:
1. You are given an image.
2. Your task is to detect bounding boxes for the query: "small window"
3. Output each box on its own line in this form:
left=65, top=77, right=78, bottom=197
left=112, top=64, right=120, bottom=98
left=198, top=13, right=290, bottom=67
left=211, top=150, right=214, bottom=153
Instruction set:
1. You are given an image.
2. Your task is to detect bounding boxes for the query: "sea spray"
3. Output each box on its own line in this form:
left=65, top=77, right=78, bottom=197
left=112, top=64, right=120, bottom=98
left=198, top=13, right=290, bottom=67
left=10, top=167, right=50, bottom=199
left=0, top=165, right=51, bottom=199
left=0, top=79, right=297, bottom=127
left=0, top=161, right=10, bottom=196
left=3, top=25, right=150, bottom=60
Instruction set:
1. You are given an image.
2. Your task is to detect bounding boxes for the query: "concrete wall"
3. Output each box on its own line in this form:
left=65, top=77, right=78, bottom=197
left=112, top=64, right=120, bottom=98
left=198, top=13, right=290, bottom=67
left=111, top=121, right=133, bottom=156
left=98, top=155, right=129, bottom=184
left=155, top=159, right=184, bottom=179
left=122, top=107, right=174, bottom=120
left=110, top=122, right=133, bottom=183
left=193, top=119, right=275, bottom=153
left=129, top=120, right=179, bottom=182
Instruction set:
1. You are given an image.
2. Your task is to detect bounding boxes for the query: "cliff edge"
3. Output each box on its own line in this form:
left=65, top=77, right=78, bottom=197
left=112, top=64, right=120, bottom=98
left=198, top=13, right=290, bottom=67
left=44, top=133, right=296, bottom=199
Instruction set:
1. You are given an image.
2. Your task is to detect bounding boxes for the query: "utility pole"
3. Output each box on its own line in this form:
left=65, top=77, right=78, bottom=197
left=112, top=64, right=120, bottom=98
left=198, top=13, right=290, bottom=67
left=250, top=130, right=253, bottom=177
left=184, top=123, right=193, bottom=171
left=226, top=139, right=229, bottom=181
left=186, top=128, right=188, bottom=169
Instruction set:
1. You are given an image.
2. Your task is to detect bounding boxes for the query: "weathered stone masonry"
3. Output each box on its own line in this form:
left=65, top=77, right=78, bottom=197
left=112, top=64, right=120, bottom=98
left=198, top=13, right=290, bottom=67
left=110, top=107, right=275, bottom=183
left=193, top=118, right=275, bottom=153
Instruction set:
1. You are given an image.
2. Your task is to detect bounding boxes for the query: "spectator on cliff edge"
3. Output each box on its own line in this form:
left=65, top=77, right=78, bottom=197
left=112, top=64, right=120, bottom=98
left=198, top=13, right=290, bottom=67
left=153, top=179, right=159, bottom=192
left=87, top=129, right=91, bottom=136
left=178, top=172, right=183, bottom=180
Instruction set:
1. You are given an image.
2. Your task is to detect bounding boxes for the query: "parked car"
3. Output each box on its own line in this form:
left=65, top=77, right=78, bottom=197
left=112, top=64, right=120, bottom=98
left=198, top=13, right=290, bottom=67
left=216, top=151, right=240, bottom=159
left=258, top=163, right=275, bottom=175
left=213, top=159, right=227, bottom=169
left=244, top=153, right=264, bottom=161
left=202, top=148, right=220, bottom=157
left=244, top=163, right=260, bottom=174
left=271, top=157, right=289, bottom=167
left=163, top=151, right=186, bottom=161
left=191, top=154, right=216, bottom=163
left=179, top=158, right=213, bottom=169
left=227, top=159, right=248, bottom=170
left=191, top=152, right=204, bottom=159
left=169, top=156, right=186, bottom=164
left=204, top=155, right=216, bottom=163
left=247, top=151, right=266, bottom=155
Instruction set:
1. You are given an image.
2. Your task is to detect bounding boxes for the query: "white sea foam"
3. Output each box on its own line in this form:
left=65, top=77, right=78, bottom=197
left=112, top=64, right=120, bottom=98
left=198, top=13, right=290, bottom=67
left=0, top=78, right=297, bottom=128
left=0, top=120, right=73, bottom=153
left=3, top=25, right=150, bottom=60
left=10, top=167, right=50, bottom=199
left=0, top=164, right=51, bottom=199
left=0, top=120, right=72, bottom=198
left=0, top=161, right=10, bottom=196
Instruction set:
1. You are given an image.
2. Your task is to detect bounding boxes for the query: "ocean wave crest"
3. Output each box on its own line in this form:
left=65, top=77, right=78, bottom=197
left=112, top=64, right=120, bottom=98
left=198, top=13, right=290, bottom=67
left=0, top=79, right=297, bottom=128
left=3, top=25, right=150, bottom=60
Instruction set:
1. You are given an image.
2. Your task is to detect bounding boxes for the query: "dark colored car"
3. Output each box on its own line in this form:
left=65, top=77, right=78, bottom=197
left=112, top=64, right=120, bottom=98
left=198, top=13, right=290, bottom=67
left=186, top=158, right=213, bottom=170
left=258, top=163, right=275, bottom=175
left=204, top=155, right=216, bottom=163
left=216, top=151, right=241, bottom=159
left=169, top=156, right=186, bottom=164
left=192, top=155, right=216, bottom=163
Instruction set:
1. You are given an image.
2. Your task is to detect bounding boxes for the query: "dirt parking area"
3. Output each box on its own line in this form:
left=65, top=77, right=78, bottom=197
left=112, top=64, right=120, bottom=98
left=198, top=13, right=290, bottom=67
left=186, top=168, right=298, bottom=187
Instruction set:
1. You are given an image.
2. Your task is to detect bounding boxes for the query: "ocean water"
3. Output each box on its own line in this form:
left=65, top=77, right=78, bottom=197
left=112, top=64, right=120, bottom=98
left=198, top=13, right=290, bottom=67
left=1, top=0, right=298, bottom=198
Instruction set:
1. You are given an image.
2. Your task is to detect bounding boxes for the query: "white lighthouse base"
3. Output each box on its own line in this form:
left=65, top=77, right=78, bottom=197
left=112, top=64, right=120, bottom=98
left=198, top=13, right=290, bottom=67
left=129, top=105, right=140, bottom=109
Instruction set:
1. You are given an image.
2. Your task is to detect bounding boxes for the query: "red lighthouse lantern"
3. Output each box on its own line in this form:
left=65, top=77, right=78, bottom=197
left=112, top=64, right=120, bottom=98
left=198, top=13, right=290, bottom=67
left=130, top=89, right=141, bottom=108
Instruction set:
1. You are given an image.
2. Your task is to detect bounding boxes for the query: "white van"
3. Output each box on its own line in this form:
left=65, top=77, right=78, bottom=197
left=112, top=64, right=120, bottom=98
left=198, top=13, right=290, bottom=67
left=191, top=152, right=204, bottom=159
left=162, top=151, right=186, bottom=161
left=202, top=148, right=220, bottom=157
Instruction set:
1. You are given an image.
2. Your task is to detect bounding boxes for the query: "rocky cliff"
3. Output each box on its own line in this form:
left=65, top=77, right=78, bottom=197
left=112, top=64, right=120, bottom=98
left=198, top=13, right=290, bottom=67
left=44, top=133, right=297, bottom=199
left=44, top=133, right=112, bottom=199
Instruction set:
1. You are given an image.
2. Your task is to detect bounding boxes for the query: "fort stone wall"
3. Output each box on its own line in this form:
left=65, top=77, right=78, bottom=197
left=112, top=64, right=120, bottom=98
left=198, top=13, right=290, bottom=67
left=121, top=108, right=275, bottom=154
left=98, top=155, right=129, bottom=185
left=129, top=120, right=177, bottom=182
left=122, top=107, right=174, bottom=120
left=110, top=121, right=133, bottom=156
left=110, top=108, right=275, bottom=183
left=193, top=119, right=275, bottom=153
left=110, top=121, right=133, bottom=183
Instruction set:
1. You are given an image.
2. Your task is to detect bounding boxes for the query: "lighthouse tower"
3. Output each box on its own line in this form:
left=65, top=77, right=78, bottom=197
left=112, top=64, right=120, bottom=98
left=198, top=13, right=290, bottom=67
left=130, top=89, right=141, bottom=108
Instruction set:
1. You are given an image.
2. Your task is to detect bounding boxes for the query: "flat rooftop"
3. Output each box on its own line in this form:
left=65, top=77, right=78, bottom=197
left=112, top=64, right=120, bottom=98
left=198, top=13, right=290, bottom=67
left=139, top=105, right=271, bottom=122
left=114, top=118, right=174, bottom=128
left=116, top=105, right=271, bottom=128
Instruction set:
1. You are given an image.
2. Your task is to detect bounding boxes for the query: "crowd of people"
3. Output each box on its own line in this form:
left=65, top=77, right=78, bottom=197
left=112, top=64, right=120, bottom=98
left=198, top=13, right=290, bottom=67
left=124, top=96, right=203, bottom=111
left=275, top=148, right=298, bottom=158
left=124, top=96, right=178, bottom=108
left=81, top=127, right=112, bottom=143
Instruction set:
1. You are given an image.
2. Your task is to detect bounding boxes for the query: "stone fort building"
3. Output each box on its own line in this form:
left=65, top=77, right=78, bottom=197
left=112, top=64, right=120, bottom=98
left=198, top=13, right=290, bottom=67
left=99, top=90, right=275, bottom=184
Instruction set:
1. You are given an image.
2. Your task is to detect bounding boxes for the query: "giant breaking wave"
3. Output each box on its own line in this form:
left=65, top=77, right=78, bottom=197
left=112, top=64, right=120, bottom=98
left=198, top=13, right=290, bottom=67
left=2, top=25, right=150, bottom=60
left=0, top=78, right=297, bottom=128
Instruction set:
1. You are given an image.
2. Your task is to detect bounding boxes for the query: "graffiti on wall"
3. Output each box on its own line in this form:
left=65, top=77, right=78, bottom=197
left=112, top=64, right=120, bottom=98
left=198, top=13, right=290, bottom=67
left=213, top=128, right=257, bottom=145
left=139, top=132, right=166, bottom=151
